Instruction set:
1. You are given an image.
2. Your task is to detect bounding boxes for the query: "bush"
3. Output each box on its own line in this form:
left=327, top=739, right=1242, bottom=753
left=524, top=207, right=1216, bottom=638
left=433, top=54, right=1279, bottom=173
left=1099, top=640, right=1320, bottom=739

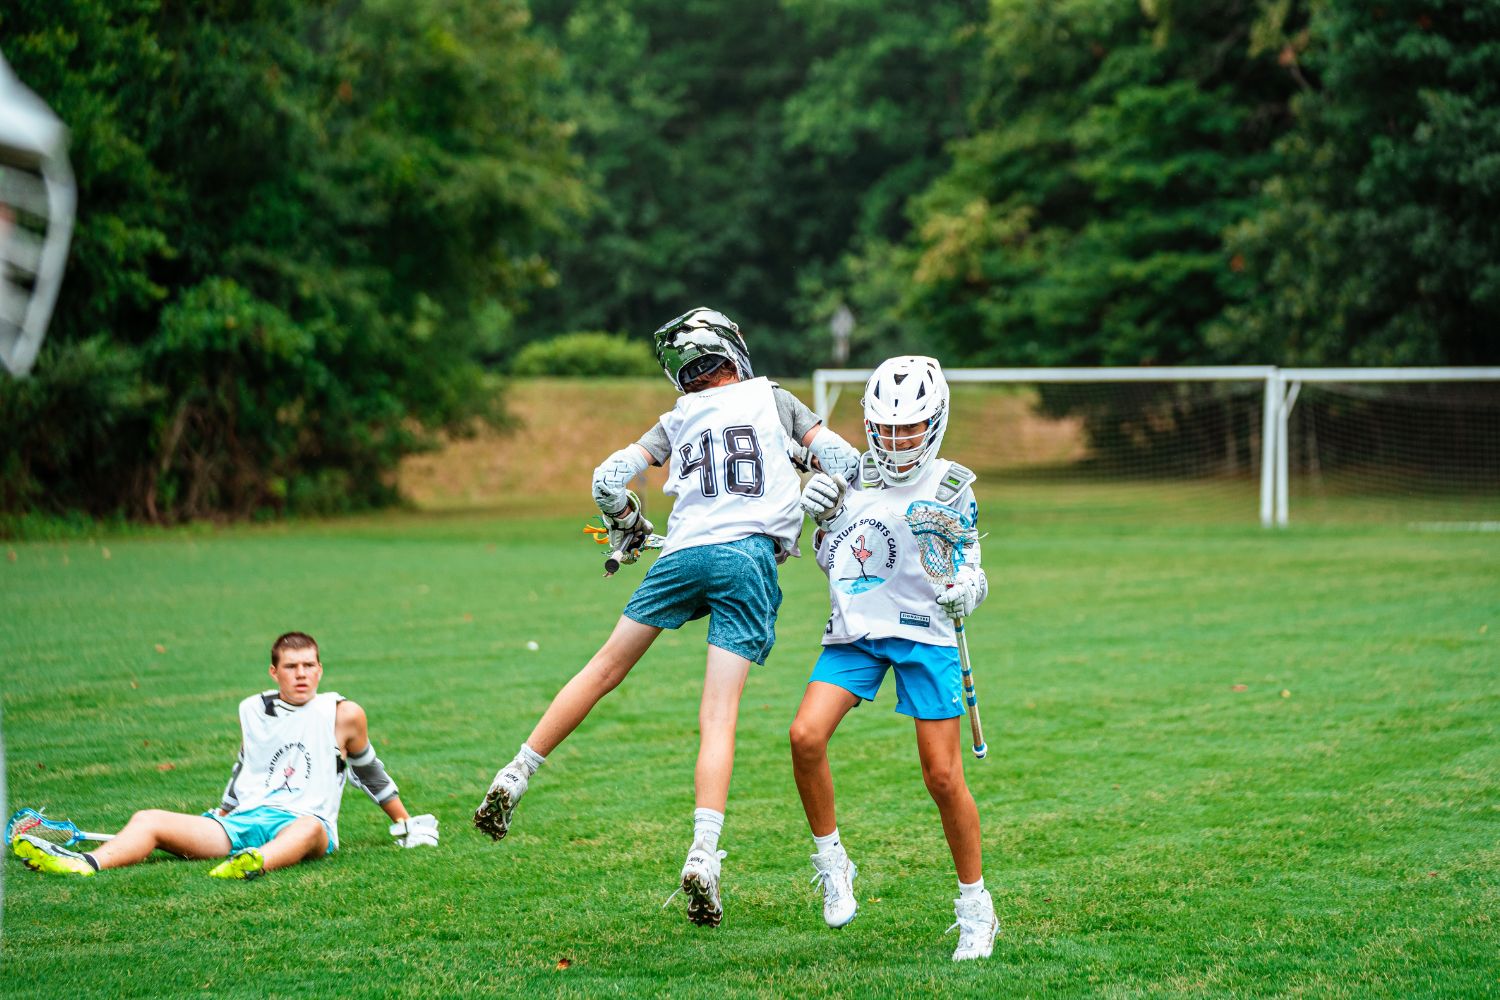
left=510, top=332, right=660, bottom=377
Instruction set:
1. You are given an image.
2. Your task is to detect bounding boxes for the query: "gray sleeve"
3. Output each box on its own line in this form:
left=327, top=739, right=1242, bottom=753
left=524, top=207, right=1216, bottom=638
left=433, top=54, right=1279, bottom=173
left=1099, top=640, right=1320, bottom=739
left=635, top=422, right=670, bottom=465
left=773, top=386, right=823, bottom=444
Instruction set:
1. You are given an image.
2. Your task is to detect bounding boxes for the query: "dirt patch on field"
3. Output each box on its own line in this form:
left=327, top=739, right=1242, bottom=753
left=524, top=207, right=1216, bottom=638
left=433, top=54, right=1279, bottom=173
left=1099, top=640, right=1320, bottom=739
left=398, top=378, right=1086, bottom=511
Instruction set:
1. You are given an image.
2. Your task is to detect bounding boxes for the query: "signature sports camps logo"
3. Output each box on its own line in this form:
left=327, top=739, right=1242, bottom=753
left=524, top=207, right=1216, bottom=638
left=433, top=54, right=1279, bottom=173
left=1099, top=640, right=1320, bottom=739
left=265, top=742, right=314, bottom=795
left=832, top=518, right=898, bottom=595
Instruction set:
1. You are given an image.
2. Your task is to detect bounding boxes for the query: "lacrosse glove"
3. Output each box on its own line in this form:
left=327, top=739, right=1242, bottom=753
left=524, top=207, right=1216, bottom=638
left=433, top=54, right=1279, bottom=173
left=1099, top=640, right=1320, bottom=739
left=935, top=565, right=988, bottom=619
left=390, top=814, right=440, bottom=848
left=601, top=489, right=654, bottom=565
left=799, top=473, right=848, bottom=528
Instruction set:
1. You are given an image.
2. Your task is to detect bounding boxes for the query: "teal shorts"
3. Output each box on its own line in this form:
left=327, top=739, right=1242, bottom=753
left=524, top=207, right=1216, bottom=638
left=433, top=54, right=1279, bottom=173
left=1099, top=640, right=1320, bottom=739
left=204, top=806, right=337, bottom=853
left=623, top=534, right=783, bottom=665
left=811, top=636, right=964, bottom=720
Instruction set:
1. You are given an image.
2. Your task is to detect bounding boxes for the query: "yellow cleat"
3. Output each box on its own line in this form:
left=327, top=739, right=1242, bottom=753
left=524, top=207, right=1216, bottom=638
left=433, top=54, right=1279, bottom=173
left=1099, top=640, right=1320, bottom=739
left=13, top=833, right=95, bottom=876
left=208, top=847, right=265, bottom=880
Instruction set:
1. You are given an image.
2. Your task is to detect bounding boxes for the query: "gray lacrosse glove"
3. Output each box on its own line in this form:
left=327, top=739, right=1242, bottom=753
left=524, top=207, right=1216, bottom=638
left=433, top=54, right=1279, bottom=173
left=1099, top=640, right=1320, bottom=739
left=390, top=813, right=440, bottom=848
left=799, top=473, right=847, bottom=527
left=935, top=565, right=987, bottom=619
left=601, top=489, right=654, bottom=565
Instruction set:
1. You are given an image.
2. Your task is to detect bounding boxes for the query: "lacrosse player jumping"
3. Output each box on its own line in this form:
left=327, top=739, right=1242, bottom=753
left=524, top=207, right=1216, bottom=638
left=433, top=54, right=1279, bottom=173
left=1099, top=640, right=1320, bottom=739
left=792, top=356, right=999, bottom=961
left=10, top=632, right=438, bottom=880
left=474, top=307, right=859, bottom=928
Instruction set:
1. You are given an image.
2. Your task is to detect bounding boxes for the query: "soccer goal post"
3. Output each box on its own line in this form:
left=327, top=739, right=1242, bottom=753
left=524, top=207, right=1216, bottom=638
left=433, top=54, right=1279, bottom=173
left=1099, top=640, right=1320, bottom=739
left=813, top=366, right=1500, bottom=528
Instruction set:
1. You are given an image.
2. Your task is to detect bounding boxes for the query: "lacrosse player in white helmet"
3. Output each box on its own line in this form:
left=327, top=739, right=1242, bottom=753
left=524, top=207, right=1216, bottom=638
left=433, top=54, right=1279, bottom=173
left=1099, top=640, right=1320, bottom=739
left=475, top=306, right=859, bottom=928
left=790, top=355, right=998, bottom=960
left=11, top=632, right=438, bottom=880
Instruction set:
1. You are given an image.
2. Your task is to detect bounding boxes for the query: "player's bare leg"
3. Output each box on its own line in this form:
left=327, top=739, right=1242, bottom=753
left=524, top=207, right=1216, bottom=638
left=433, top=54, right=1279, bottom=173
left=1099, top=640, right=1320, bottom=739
left=676, top=644, right=751, bottom=927
left=789, top=681, right=861, bottom=836
left=915, top=715, right=998, bottom=959
left=89, top=810, right=232, bottom=869
left=790, top=681, right=862, bottom=927
left=693, top=644, right=752, bottom=812
left=527, top=616, right=662, bottom=755
left=476, top=616, right=660, bottom=840
left=256, top=815, right=328, bottom=871
left=914, top=716, right=982, bottom=882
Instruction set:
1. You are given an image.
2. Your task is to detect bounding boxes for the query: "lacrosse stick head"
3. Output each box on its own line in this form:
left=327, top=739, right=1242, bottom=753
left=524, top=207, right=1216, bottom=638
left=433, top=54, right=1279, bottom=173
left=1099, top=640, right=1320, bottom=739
left=905, top=500, right=976, bottom=586
left=5, top=807, right=85, bottom=847
left=0, top=51, right=75, bottom=378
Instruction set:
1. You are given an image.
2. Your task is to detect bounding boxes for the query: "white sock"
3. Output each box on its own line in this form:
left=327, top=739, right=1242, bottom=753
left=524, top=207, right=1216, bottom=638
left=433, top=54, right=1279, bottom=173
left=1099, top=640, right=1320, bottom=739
left=958, top=876, right=986, bottom=900
left=693, top=807, right=724, bottom=852
left=812, top=828, right=842, bottom=854
left=513, top=743, right=545, bottom=778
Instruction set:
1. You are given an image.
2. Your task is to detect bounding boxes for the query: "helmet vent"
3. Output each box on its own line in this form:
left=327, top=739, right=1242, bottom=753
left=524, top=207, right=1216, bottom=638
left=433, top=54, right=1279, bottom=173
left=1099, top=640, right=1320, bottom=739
left=916, top=383, right=926, bottom=399
left=894, top=373, right=907, bottom=385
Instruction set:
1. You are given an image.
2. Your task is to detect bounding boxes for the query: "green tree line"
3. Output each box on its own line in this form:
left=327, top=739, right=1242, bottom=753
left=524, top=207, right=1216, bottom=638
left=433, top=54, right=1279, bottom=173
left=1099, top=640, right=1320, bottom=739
left=3, top=0, right=1497, bottom=521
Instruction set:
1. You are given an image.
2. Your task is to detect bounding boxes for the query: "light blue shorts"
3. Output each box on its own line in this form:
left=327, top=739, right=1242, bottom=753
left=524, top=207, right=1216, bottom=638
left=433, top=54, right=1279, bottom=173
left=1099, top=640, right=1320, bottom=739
left=810, top=636, right=964, bottom=720
left=204, top=806, right=337, bottom=853
left=622, top=534, right=783, bottom=665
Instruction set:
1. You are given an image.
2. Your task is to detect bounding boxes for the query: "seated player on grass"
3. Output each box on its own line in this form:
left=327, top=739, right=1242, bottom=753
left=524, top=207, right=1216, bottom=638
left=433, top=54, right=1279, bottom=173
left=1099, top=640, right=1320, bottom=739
left=11, top=631, right=438, bottom=880
left=475, top=307, right=860, bottom=928
left=791, top=356, right=999, bottom=961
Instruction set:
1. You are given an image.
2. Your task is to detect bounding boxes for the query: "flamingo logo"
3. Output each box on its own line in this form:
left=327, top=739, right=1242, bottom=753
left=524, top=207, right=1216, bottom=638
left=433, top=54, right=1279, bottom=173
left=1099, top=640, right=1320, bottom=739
left=850, top=535, right=874, bottom=579
left=836, top=529, right=892, bottom=595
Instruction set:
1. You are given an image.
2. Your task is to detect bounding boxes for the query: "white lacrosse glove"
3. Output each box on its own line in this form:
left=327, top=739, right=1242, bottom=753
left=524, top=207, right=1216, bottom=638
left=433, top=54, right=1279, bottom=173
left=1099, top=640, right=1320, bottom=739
left=390, top=813, right=439, bottom=848
left=935, top=565, right=988, bottom=620
left=600, top=489, right=655, bottom=565
left=799, top=473, right=847, bottom=527
left=592, top=446, right=650, bottom=516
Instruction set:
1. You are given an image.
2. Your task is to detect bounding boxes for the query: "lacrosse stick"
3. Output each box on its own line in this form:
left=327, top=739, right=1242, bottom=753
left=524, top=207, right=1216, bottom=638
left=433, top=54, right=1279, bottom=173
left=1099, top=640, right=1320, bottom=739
left=906, top=500, right=987, bottom=759
left=5, top=807, right=114, bottom=847
left=582, top=523, right=667, bottom=577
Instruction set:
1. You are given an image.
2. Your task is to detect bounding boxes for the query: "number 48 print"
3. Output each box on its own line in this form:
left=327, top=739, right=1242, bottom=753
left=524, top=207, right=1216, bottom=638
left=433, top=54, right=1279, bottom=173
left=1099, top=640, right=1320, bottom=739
left=678, top=425, right=765, bottom=497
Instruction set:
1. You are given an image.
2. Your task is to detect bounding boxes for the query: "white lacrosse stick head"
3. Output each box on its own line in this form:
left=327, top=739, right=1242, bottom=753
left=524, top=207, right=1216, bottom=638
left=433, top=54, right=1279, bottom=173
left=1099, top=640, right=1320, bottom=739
left=0, top=50, right=75, bottom=378
left=905, top=499, right=976, bottom=586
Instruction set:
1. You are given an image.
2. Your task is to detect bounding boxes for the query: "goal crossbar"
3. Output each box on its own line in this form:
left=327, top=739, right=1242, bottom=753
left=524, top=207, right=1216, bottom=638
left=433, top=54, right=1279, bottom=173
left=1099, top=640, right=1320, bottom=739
left=812, top=366, right=1500, bottom=527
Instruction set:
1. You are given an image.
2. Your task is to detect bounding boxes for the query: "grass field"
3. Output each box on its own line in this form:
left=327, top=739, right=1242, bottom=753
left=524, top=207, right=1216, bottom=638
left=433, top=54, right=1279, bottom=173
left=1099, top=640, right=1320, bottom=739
left=2, top=502, right=1497, bottom=997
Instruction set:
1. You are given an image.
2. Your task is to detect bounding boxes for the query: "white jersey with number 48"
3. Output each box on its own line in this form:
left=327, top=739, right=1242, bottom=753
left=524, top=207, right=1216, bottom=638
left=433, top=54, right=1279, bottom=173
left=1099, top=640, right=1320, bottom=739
left=657, top=376, right=803, bottom=558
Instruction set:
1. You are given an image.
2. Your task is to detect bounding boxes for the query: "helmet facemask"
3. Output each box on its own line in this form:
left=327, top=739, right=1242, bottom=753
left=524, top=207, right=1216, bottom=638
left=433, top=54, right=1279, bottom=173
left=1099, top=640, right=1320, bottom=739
left=861, top=356, right=950, bottom=485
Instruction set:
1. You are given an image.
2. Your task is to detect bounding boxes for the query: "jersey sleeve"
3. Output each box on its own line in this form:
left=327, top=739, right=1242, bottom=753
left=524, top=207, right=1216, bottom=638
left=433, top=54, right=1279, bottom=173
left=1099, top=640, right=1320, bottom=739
left=772, top=386, right=823, bottom=443
left=635, top=422, right=670, bottom=465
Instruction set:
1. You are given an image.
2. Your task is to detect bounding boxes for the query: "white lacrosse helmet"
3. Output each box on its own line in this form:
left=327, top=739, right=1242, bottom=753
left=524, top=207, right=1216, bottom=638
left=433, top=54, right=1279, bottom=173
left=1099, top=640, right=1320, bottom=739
left=861, top=355, right=949, bottom=485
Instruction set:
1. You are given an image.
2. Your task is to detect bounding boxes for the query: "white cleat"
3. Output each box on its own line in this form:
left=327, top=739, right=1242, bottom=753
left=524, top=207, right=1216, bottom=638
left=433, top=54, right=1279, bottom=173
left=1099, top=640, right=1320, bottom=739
left=676, top=841, right=726, bottom=927
left=473, top=765, right=528, bottom=842
left=809, top=848, right=858, bottom=928
left=947, top=889, right=999, bottom=961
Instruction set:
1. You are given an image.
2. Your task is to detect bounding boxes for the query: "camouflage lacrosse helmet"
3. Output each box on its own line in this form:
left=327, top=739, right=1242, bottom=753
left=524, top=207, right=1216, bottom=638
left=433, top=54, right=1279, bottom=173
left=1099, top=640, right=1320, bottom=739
left=652, top=307, right=754, bottom=391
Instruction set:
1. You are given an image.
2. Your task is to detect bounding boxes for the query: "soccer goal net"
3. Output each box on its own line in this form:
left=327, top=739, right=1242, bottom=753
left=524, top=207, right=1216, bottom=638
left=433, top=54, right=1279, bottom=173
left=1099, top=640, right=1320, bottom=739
left=812, top=367, right=1500, bottom=528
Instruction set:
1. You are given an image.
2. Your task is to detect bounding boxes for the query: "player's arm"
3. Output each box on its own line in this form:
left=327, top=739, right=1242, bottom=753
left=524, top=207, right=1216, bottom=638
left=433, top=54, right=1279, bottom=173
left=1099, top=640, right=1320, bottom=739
left=592, top=432, right=660, bottom=563
left=335, top=699, right=439, bottom=848
left=772, top=386, right=861, bottom=481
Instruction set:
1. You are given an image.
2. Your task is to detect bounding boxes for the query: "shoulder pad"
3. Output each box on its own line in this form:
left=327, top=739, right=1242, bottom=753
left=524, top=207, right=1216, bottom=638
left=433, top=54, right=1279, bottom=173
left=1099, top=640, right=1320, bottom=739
left=858, top=451, right=882, bottom=489
left=934, top=463, right=975, bottom=505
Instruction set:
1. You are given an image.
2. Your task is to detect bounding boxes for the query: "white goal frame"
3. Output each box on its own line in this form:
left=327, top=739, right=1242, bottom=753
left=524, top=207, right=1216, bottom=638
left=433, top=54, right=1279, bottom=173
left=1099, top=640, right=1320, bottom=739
left=812, top=366, right=1500, bottom=527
